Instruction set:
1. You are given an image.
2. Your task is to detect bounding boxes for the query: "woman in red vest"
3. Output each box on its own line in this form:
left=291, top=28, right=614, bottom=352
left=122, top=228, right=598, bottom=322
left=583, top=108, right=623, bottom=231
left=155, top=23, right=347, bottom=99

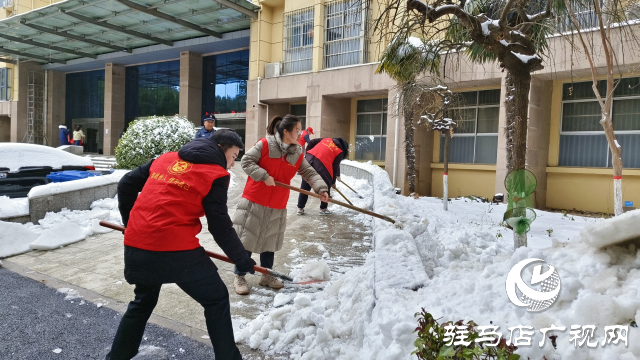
left=296, top=137, right=349, bottom=215
left=232, top=115, right=329, bottom=295
left=298, top=126, right=314, bottom=149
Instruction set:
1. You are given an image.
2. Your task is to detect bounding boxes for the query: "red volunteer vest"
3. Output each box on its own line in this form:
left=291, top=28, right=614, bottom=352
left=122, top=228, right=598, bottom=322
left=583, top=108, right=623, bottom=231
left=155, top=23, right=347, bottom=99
left=242, top=138, right=304, bottom=209
left=307, top=138, right=343, bottom=178
left=298, top=130, right=309, bottom=147
left=124, top=152, right=229, bottom=251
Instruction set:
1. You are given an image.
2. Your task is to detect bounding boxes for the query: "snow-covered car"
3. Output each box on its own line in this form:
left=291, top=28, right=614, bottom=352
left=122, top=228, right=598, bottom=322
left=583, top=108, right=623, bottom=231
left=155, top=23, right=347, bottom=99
left=0, top=143, right=95, bottom=198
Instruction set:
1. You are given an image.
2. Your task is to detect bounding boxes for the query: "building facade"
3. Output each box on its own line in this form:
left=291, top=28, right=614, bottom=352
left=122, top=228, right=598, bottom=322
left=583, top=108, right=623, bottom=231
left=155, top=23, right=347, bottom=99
left=0, top=0, right=255, bottom=153
left=247, top=0, right=640, bottom=214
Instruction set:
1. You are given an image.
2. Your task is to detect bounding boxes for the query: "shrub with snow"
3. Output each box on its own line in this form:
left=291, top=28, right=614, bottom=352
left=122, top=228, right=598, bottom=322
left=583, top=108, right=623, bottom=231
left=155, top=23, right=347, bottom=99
left=115, top=115, right=196, bottom=169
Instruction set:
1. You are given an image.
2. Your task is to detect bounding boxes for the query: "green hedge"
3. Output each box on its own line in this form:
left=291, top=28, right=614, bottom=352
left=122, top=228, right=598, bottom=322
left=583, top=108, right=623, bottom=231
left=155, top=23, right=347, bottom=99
left=115, top=115, right=196, bottom=169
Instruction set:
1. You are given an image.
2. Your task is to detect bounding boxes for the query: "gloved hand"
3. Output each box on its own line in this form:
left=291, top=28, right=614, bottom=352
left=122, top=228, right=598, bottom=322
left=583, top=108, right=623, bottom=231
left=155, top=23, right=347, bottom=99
left=336, top=176, right=341, bottom=182
left=236, top=257, right=257, bottom=274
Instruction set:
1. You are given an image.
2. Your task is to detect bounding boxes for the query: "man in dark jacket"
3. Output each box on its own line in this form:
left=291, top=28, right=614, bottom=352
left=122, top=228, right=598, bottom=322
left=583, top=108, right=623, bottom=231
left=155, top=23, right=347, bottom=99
left=296, top=137, right=349, bottom=215
left=194, top=114, right=216, bottom=139
left=58, top=125, right=70, bottom=146
left=106, top=130, right=256, bottom=360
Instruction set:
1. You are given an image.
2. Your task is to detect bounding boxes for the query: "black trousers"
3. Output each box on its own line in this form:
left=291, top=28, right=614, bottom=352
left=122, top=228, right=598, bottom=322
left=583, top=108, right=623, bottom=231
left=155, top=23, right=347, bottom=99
left=234, top=250, right=274, bottom=276
left=297, top=179, right=330, bottom=210
left=106, top=272, right=242, bottom=360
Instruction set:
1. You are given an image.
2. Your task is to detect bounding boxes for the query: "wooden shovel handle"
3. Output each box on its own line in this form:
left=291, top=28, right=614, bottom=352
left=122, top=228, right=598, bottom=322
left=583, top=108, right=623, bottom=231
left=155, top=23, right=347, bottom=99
left=97, top=221, right=293, bottom=281
left=275, top=181, right=395, bottom=224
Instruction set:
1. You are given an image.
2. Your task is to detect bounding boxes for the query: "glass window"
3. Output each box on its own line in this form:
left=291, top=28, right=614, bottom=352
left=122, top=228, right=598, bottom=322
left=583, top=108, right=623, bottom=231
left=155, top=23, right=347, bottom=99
left=355, top=98, right=387, bottom=161
left=440, top=89, right=500, bottom=164
left=202, top=50, right=249, bottom=119
left=66, top=69, right=105, bottom=126
left=125, top=61, right=180, bottom=127
left=0, top=68, right=9, bottom=101
left=559, top=78, right=640, bottom=168
left=283, top=7, right=314, bottom=74
left=290, top=104, right=307, bottom=128
left=324, top=0, right=367, bottom=69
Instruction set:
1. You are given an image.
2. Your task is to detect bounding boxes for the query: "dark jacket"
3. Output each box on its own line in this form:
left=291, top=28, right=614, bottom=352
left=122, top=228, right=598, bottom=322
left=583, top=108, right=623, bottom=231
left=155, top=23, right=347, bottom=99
left=59, top=127, right=69, bottom=146
left=304, top=138, right=349, bottom=188
left=117, top=137, right=249, bottom=284
left=195, top=127, right=216, bottom=139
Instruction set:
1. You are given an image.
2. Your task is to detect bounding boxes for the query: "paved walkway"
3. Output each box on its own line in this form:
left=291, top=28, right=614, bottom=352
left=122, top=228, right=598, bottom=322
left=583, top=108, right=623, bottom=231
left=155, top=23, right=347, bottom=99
left=3, top=164, right=372, bottom=359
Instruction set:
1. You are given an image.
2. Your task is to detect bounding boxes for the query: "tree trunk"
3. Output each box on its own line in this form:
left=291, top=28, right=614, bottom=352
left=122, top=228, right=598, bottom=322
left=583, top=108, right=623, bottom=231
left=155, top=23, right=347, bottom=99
left=504, top=67, right=532, bottom=248
left=602, top=113, right=623, bottom=215
left=504, top=68, right=532, bottom=172
left=404, top=109, right=416, bottom=195
left=514, top=231, right=527, bottom=248
left=443, top=130, right=450, bottom=211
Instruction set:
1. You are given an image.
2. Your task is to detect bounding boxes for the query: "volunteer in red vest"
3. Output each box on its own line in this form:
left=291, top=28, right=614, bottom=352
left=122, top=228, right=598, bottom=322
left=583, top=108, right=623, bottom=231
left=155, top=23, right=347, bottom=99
left=296, top=137, right=349, bottom=215
left=298, top=126, right=314, bottom=149
left=232, top=115, right=328, bottom=295
left=106, top=130, right=256, bottom=360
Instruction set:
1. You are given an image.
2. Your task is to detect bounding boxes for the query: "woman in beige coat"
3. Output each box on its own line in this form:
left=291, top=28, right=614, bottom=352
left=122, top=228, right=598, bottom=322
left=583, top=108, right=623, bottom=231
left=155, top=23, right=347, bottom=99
left=232, top=115, right=329, bottom=295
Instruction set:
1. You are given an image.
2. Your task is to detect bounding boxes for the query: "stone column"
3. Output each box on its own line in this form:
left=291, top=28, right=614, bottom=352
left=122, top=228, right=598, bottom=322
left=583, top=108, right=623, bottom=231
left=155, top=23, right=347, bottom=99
left=103, top=63, right=125, bottom=156
left=320, top=96, right=350, bottom=140
left=10, top=61, right=40, bottom=142
left=179, top=51, right=203, bottom=127
left=312, top=0, right=325, bottom=72
left=245, top=79, right=268, bottom=147
left=526, top=76, right=553, bottom=209
left=46, top=70, right=65, bottom=146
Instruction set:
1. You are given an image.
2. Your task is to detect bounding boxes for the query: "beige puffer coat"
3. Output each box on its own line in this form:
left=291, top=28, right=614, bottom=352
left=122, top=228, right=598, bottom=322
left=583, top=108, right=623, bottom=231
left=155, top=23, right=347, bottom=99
left=233, top=133, right=328, bottom=253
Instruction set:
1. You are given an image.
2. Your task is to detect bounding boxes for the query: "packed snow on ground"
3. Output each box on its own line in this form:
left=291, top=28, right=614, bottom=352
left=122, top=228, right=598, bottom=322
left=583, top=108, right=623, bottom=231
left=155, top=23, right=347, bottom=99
left=0, top=143, right=94, bottom=172
left=0, top=196, right=122, bottom=258
left=235, top=160, right=640, bottom=360
left=0, top=196, right=29, bottom=218
left=290, top=261, right=331, bottom=282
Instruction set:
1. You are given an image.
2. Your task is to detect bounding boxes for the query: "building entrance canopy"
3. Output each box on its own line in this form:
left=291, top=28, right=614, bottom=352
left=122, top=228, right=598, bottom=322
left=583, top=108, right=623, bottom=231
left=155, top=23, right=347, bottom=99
left=0, top=0, right=258, bottom=64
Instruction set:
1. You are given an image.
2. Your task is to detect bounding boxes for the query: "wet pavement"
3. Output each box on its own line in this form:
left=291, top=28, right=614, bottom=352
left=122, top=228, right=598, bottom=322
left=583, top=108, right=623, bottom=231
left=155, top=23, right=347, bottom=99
left=3, top=163, right=372, bottom=359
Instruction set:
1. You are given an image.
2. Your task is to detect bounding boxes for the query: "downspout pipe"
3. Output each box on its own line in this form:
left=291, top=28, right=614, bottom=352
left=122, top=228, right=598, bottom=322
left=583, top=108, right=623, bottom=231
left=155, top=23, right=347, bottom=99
left=393, top=92, right=400, bottom=187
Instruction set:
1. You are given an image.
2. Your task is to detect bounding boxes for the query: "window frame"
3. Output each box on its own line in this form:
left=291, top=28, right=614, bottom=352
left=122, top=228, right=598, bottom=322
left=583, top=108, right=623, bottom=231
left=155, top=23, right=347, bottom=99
left=323, top=0, right=369, bottom=70
left=444, top=89, right=500, bottom=164
left=0, top=68, right=11, bottom=101
left=282, top=6, right=315, bottom=75
left=560, top=80, right=640, bottom=168
left=290, top=104, right=307, bottom=129
left=355, top=98, right=387, bottom=161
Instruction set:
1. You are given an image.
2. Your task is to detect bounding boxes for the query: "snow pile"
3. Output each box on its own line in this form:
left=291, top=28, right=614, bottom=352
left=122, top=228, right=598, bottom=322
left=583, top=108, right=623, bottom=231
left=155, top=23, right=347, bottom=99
left=28, top=170, right=128, bottom=198
left=0, top=196, right=122, bottom=258
left=580, top=209, right=640, bottom=248
left=0, top=221, right=40, bottom=257
left=0, top=143, right=93, bottom=172
left=290, top=261, right=331, bottom=282
left=236, top=160, right=640, bottom=359
left=0, top=196, right=29, bottom=218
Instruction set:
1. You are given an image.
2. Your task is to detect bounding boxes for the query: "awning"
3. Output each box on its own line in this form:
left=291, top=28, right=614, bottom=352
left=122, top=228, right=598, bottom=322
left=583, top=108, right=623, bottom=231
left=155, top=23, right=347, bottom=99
left=0, top=0, right=258, bottom=64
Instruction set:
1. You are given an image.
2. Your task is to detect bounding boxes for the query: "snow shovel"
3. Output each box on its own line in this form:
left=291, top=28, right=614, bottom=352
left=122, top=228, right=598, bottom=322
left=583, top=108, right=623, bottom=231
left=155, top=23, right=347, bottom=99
left=97, top=221, right=324, bottom=285
left=276, top=181, right=396, bottom=224
left=338, top=178, right=364, bottom=199
left=332, top=186, right=354, bottom=206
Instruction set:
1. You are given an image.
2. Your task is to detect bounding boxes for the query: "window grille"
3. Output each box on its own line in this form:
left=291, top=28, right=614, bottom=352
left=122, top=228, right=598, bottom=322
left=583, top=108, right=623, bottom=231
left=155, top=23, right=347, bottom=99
left=559, top=78, right=640, bottom=168
left=282, top=7, right=314, bottom=75
left=355, top=98, right=387, bottom=161
left=323, top=0, right=368, bottom=69
left=558, top=1, right=598, bottom=32
left=440, top=90, right=500, bottom=164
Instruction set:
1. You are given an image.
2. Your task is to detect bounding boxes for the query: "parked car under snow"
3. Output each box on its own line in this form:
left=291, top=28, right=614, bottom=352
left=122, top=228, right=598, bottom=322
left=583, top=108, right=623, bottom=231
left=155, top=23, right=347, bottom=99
left=0, top=143, right=95, bottom=198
